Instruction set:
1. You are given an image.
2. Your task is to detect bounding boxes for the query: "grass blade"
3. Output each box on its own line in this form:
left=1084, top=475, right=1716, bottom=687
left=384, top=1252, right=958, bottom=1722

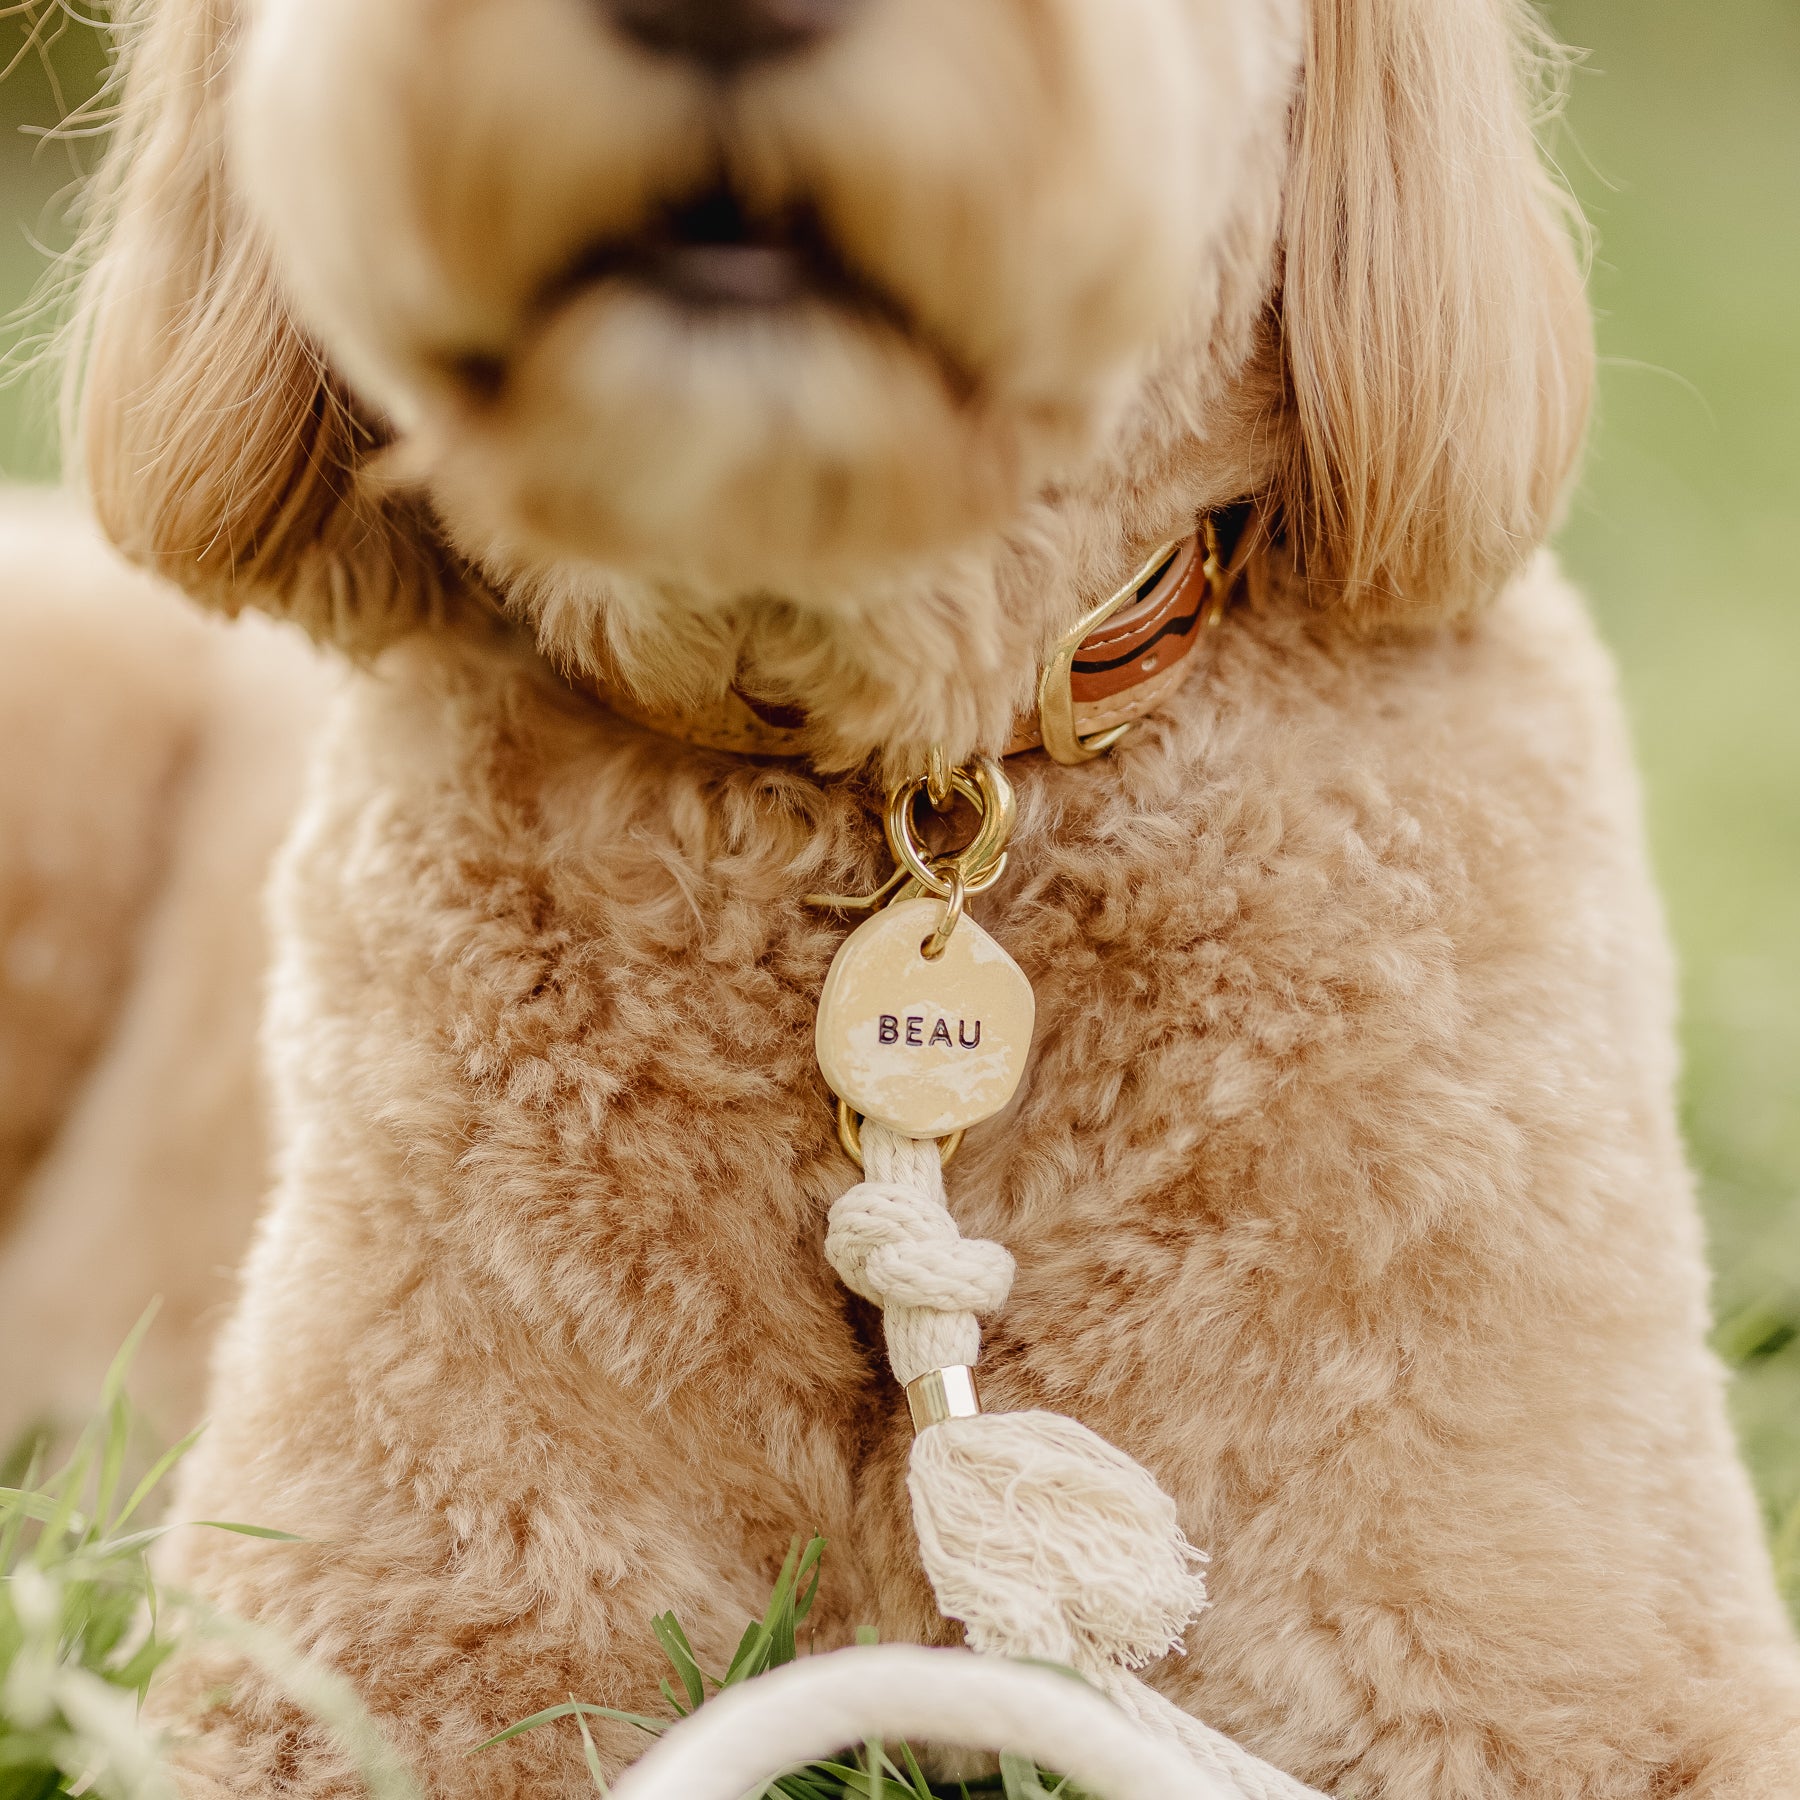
left=762, top=1541, right=803, bottom=1671
left=896, top=1739, right=937, bottom=1800
left=0, top=1489, right=91, bottom=1532
left=470, top=1701, right=666, bottom=1754
left=721, top=1620, right=772, bottom=1687
left=791, top=1538, right=825, bottom=1628
left=96, top=1302, right=161, bottom=1414
left=190, top=1521, right=306, bottom=1541
left=572, top=1702, right=609, bottom=1795
left=109, top=1425, right=207, bottom=1536
left=650, top=1612, right=707, bottom=1710
left=91, top=1393, right=132, bottom=1545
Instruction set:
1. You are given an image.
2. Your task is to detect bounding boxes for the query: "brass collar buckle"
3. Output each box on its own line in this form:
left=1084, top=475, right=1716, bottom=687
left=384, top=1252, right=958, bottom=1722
left=1035, top=515, right=1235, bottom=766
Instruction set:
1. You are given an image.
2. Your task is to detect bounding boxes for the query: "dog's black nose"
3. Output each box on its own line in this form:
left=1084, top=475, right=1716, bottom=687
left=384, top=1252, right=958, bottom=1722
left=604, top=0, right=858, bottom=69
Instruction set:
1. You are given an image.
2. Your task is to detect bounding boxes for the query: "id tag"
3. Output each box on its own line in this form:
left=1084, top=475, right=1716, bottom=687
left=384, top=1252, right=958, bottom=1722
left=815, top=898, right=1035, bottom=1139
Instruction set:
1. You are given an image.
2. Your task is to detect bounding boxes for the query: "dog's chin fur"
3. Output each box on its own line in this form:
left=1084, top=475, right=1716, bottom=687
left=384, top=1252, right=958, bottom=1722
left=217, top=0, right=1299, bottom=751
left=74, top=0, right=1588, bottom=763
left=471, top=299, right=1292, bottom=775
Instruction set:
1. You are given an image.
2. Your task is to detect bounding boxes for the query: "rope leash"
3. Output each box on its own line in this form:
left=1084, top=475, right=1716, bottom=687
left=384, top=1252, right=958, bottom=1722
left=608, top=1647, right=1260, bottom=1800
left=825, top=1122, right=1326, bottom=1800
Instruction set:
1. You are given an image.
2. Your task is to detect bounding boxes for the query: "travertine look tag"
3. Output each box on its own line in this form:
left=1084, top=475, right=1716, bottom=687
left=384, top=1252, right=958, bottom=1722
left=815, top=897, right=1036, bottom=1138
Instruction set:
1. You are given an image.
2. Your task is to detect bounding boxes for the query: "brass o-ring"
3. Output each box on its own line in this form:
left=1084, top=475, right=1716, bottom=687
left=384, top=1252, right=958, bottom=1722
left=883, top=755, right=1016, bottom=900
left=921, top=867, right=967, bottom=961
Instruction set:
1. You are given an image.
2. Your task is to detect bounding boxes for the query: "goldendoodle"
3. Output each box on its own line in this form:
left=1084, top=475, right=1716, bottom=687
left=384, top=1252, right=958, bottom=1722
left=2, top=0, right=1797, bottom=1793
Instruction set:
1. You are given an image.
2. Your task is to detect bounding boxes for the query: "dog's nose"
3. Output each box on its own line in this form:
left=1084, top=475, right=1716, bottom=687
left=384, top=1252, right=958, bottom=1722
left=603, top=0, right=858, bottom=69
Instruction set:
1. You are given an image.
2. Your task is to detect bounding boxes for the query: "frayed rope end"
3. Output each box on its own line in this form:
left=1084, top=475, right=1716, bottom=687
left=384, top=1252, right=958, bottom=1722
left=907, top=1406, right=1210, bottom=1678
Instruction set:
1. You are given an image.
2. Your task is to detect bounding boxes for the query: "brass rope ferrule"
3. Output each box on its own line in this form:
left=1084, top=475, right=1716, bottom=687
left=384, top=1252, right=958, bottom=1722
left=905, top=1364, right=983, bottom=1433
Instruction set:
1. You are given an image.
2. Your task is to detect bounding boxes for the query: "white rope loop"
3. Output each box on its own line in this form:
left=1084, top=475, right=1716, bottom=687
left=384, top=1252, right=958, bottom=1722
left=1096, top=1675, right=1329, bottom=1800
left=607, top=1647, right=1244, bottom=1800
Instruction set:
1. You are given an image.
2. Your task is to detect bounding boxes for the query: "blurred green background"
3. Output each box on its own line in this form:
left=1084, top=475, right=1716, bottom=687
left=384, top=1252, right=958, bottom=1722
left=1, top=1, right=1796, bottom=1593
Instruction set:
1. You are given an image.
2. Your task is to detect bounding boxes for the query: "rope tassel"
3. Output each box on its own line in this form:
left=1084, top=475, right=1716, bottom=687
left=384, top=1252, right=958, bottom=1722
left=909, top=1410, right=1209, bottom=1673
left=827, top=1123, right=1210, bottom=1685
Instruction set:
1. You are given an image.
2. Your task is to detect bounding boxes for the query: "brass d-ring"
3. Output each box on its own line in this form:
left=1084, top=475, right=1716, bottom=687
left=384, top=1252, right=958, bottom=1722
left=837, top=1100, right=964, bottom=1171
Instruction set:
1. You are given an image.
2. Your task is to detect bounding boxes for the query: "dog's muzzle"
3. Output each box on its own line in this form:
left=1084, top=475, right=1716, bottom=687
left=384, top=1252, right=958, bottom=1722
left=602, top=0, right=864, bottom=69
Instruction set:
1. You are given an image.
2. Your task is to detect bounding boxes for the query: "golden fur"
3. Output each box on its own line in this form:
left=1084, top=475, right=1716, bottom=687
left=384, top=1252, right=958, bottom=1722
left=0, top=495, right=331, bottom=1434
left=3, top=0, right=1798, bottom=1792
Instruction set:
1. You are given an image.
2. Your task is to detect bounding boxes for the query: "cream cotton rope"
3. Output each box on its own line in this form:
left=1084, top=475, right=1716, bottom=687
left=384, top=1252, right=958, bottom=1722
left=822, top=1120, right=1328, bottom=1800
left=610, top=1648, right=1253, bottom=1800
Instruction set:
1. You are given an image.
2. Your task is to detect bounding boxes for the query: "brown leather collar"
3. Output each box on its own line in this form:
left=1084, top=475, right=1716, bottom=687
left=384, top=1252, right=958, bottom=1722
left=572, top=511, right=1247, bottom=763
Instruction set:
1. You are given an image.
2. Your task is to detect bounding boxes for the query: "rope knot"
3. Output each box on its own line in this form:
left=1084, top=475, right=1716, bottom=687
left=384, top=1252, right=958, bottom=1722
left=826, top=1179, right=1016, bottom=1316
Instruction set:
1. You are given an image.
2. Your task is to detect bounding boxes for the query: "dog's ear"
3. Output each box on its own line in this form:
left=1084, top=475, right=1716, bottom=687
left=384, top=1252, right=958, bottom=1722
left=1276, top=0, right=1593, bottom=620
left=66, top=0, right=447, bottom=651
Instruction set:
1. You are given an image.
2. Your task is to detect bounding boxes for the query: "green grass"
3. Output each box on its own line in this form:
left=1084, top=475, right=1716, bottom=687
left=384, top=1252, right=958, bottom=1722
left=1542, top=0, right=1800, bottom=1580
left=1, top=1317, right=427, bottom=1800
left=0, top=3, right=104, bottom=480
left=0, top=0, right=1796, bottom=1598
left=1, top=1317, right=189, bottom=1800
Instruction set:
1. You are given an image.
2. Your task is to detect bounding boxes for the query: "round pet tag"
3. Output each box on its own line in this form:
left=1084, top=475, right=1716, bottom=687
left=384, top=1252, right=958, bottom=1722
left=815, top=897, right=1036, bottom=1139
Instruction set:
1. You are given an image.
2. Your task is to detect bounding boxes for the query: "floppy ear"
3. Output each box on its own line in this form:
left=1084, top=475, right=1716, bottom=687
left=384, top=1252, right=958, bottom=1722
left=66, top=0, right=449, bottom=651
left=1277, top=0, right=1593, bottom=620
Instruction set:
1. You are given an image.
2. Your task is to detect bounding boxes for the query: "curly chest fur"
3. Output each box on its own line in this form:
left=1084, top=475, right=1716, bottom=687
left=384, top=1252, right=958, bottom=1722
left=140, top=556, right=1800, bottom=1789
left=253, top=564, right=1696, bottom=1643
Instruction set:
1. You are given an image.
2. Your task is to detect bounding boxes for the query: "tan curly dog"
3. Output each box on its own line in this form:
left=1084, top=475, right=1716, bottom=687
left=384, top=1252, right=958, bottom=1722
left=2, top=0, right=1798, bottom=1793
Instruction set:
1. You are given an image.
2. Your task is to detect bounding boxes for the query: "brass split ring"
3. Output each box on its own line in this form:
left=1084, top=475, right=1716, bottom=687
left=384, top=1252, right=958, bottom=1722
left=921, top=866, right=967, bottom=962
